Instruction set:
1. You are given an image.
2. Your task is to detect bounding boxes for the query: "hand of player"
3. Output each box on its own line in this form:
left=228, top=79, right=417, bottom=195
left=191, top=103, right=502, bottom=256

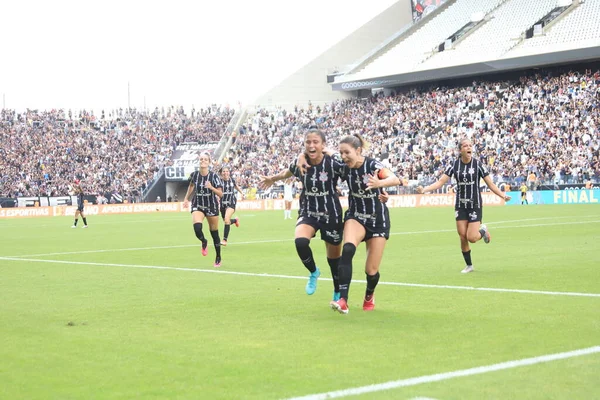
left=183, top=199, right=189, bottom=209
left=366, top=173, right=381, bottom=190
left=205, top=181, right=214, bottom=190
left=378, top=189, right=389, bottom=203
left=504, top=195, right=511, bottom=201
left=416, top=186, right=424, bottom=194
left=259, top=176, right=274, bottom=190
left=297, top=153, right=309, bottom=175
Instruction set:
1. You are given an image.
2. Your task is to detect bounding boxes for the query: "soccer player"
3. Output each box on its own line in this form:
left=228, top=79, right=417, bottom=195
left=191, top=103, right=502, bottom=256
left=183, top=152, right=224, bottom=268
left=329, top=134, right=401, bottom=315
left=71, top=181, right=89, bottom=228
left=417, top=138, right=511, bottom=274
left=520, top=182, right=528, bottom=205
left=260, top=129, right=346, bottom=301
left=283, top=178, right=294, bottom=220
left=218, top=166, right=244, bottom=246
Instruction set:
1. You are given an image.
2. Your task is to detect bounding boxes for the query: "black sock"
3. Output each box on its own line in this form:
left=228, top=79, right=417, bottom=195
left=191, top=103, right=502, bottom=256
left=462, top=250, right=472, bottom=266
left=327, top=257, right=340, bottom=293
left=231, top=218, right=237, bottom=224
left=338, top=243, right=356, bottom=300
left=224, top=224, right=231, bottom=240
left=73, top=219, right=78, bottom=226
left=366, top=272, right=380, bottom=298
left=210, top=230, right=221, bottom=259
left=82, top=217, right=87, bottom=226
left=295, top=238, right=316, bottom=273
left=193, top=223, right=206, bottom=243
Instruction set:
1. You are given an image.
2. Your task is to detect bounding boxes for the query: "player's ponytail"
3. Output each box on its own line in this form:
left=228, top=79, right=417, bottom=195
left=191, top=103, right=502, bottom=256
left=340, top=133, right=369, bottom=153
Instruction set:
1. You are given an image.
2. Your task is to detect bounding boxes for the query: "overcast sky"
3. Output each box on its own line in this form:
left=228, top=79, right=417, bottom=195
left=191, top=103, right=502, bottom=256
left=0, top=0, right=397, bottom=112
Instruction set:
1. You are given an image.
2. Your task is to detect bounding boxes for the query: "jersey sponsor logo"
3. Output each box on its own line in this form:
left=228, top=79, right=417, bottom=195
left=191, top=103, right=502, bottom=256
left=306, top=190, right=330, bottom=197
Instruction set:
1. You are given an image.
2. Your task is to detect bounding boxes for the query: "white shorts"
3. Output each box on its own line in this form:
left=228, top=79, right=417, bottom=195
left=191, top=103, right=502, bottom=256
left=284, top=194, right=293, bottom=202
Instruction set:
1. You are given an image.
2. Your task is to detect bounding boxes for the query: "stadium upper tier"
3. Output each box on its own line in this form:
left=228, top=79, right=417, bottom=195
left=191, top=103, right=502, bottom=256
left=506, top=0, right=600, bottom=59
left=338, top=0, right=600, bottom=83
left=345, top=0, right=506, bottom=80
left=419, top=0, right=559, bottom=70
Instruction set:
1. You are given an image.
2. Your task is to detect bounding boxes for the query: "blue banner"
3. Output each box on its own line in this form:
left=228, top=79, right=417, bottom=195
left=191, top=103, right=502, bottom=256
left=506, top=189, right=600, bottom=205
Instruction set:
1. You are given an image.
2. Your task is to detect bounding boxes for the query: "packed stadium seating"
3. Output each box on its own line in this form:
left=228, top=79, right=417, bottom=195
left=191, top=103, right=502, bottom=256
left=0, top=107, right=234, bottom=201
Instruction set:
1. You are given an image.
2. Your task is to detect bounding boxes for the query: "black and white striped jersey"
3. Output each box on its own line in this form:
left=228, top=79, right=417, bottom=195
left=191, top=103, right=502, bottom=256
left=188, top=170, right=223, bottom=210
left=342, top=157, right=390, bottom=229
left=220, top=178, right=238, bottom=209
left=443, top=157, right=489, bottom=209
left=288, top=155, right=345, bottom=221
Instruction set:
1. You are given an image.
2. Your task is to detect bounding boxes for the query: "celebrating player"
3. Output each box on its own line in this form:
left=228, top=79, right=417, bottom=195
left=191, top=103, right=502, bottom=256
left=417, top=138, right=510, bottom=273
left=260, top=128, right=346, bottom=301
left=219, top=166, right=244, bottom=246
left=183, top=152, right=224, bottom=268
left=329, top=134, right=401, bottom=314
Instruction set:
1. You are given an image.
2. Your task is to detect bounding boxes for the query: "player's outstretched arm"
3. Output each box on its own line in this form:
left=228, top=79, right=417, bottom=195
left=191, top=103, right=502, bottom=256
left=483, top=176, right=511, bottom=201
left=259, top=169, right=293, bottom=190
left=417, top=174, right=450, bottom=194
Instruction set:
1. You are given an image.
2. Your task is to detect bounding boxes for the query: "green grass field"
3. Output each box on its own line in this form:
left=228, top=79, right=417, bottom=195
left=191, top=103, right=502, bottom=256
left=1, top=204, right=599, bottom=400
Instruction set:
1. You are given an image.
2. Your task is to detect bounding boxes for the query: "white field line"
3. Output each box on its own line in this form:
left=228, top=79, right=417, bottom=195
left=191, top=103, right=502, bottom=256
left=1, top=256, right=599, bottom=298
left=5, top=218, right=600, bottom=259
left=284, top=346, right=600, bottom=400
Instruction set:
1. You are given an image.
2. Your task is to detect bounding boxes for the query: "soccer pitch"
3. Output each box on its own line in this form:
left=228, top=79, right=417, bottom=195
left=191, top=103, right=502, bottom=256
left=1, top=204, right=599, bottom=399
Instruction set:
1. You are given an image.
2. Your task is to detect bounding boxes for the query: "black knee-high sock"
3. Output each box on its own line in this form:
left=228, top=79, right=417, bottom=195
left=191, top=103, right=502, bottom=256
left=295, top=238, right=316, bottom=273
left=462, top=250, right=472, bottom=266
left=74, top=219, right=78, bottom=226
left=193, top=223, right=206, bottom=242
left=366, top=272, right=380, bottom=297
left=82, top=217, right=87, bottom=226
left=231, top=218, right=237, bottom=224
left=210, top=230, right=221, bottom=258
left=327, top=257, right=340, bottom=293
left=223, top=224, right=231, bottom=240
left=338, top=243, right=356, bottom=300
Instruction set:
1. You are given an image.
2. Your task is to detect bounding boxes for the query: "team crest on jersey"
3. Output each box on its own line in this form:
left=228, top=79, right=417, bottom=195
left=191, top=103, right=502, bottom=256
left=319, top=171, right=328, bottom=182
left=468, top=167, right=475, bottom=175
left=469, top=211, right=478, bottom=220
left=362, top=174, right=370, bottom=185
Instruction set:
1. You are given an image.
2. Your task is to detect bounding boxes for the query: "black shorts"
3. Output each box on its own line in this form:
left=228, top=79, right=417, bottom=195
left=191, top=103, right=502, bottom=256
left=77, top=205, right=84, bottom=212
left=521, top=193, right=527, bottom=199
left=455, top=207, right=482, bottom=222
left=344, top=215, right=390, bottom=241
left=220, top=205, right=235, bottom=219
left=296, top=215, right=343, bottom=245
left=191, top=205, right=219, bottom=217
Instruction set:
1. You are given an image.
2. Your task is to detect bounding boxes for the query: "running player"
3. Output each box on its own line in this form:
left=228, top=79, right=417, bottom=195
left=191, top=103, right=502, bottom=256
left=417, top=138, right=511, bottom=273
left=260, top=128, right=345, bottom=301
left=183, top=152, right=224, bottom=268
left=71, top=181, right=89, bottom=228
left=329, top=134, right=401, bottom=314
left=219, top=166, right=244, bottom=246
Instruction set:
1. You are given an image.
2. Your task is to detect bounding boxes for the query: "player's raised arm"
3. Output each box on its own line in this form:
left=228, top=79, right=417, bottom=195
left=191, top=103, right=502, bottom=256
left=417, top=173, right=450, bottom=194
left=259, top=169, right=293, bottom=190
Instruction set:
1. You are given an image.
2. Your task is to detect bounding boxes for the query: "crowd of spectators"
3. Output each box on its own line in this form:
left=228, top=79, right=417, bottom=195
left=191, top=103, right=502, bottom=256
left=224, top=68, right=600, bottom=192
left=2, top=68, right=600, bottom=202
left=0, top=106, right=235, bottom=200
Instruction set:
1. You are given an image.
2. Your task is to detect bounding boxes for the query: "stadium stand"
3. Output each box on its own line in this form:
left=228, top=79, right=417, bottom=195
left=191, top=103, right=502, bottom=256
left=0, top=107, right=234, bottom=201
left=506, top=0, right=600, bottom=59
left=420, top=0, right=560, bottom=70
